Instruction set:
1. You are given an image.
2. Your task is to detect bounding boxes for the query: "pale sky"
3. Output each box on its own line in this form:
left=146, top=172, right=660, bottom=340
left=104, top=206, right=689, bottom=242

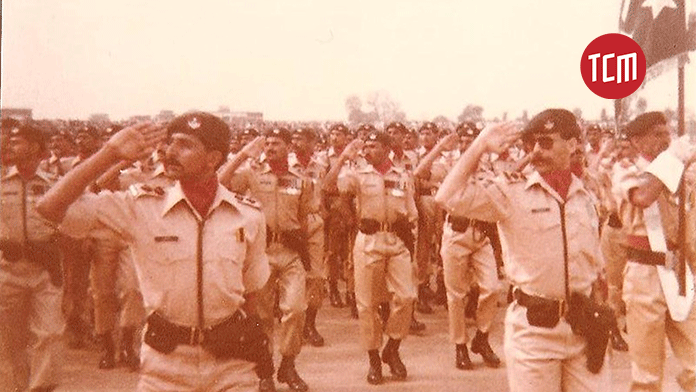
left=1, top=0, right=694, bottom=122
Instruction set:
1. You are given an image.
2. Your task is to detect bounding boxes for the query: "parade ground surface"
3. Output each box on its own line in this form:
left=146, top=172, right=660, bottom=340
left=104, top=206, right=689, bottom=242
left=57, top=302, right=684, bottom=391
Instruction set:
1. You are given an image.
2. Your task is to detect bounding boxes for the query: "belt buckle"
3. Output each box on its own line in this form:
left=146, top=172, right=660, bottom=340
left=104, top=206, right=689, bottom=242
left=189, top=327, right=202, bottom=345
left=380, top=222, right=389, bottom=232
left=558, top=299, right=567, bottom=319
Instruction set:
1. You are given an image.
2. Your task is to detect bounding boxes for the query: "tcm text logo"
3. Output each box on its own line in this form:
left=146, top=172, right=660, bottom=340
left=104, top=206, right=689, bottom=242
left=581, top=34, right=646, bottom=99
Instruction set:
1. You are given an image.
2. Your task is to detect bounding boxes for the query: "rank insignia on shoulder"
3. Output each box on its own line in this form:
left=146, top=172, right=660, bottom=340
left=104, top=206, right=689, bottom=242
left=502, top=171, right=526, bottom=183
left=129, top=184, right=166, bottom=198
left=234, top=193, right=261, bottom=209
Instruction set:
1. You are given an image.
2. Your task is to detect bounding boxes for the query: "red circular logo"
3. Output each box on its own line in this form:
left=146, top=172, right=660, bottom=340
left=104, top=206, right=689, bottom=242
left=581, top=33, right=646, bottom=99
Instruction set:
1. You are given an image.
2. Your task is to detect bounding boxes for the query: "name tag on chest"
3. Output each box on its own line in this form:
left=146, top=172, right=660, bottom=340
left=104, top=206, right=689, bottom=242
left=384, top=179, right=406, bottom=197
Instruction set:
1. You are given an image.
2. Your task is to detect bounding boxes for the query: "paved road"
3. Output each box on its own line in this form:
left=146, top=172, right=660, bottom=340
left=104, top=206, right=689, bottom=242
left=56, top=303, right=684, bottom=391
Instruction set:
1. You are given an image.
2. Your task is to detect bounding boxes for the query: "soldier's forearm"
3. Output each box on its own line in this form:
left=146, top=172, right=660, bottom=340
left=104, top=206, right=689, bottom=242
left=435, top=137, right=486, bottom=207
left=37, top=145, right=121, bottom=223
left=217, top=152, right=250, bottom=185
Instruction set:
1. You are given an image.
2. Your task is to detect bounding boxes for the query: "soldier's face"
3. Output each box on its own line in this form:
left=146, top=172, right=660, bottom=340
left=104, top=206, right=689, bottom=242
left=292, top=134, right=312, bottom=154
left=632, top=124, right=671, bottom=159
left=9, top=136, right=40, bottom=163
left=364, top=140, right=389, bottom=166
left=420, top=129, right=438, bottom=149
left=528, top=133, right=577, bottom=173
left=264, top=136, right=289, bottom=162
left=164, top=133, right=216, bottom=180
left=330, top=130, right=348, bottom=148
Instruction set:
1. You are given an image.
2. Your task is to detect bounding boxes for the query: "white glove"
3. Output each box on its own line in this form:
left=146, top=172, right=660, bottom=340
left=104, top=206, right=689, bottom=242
left=667, top=135, right=696, bottom=164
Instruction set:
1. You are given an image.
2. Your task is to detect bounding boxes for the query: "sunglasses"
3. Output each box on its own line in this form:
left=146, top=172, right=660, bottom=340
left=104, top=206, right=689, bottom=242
left=523, top=135, right=556, bottom=150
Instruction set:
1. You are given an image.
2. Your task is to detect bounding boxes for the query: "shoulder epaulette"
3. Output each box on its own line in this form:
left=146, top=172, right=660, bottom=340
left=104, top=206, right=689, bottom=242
left=233, top=193, right=261, bottom=209
left=128, top=184, right=165, bottom=198
left=502, top=171, right=526, bottom=183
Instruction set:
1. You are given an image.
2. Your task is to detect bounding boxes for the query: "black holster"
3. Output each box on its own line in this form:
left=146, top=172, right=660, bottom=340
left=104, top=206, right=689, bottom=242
left=392, top=215, right=415, bottom=256
left=566, top=292, right=614, bottom=374
left=278, top=228, right=311, bottom=272
left=0, top=240, right=62, bottom=287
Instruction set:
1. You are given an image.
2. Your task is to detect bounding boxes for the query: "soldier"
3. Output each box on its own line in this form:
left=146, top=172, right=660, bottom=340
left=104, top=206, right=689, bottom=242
left=324, top=131, right=418, bottom=385
left=220, top=127, right=312, bottom=392
left=613, top=112, right=696, bottom=392
left=290, top=126, right=329, bottom=347
left=436, top=110, right=608, bottom=392
left=1, top=123, right=65, bottom=392
left=418, top=122, right=503, bottom=370
left=37, top=113, right=271, bottom=392
left=325, top=123, right=358, bottom=316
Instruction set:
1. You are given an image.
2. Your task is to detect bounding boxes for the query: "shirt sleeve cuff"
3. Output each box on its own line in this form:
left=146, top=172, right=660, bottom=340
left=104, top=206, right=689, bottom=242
left=645, top=150, right=685, bottom=194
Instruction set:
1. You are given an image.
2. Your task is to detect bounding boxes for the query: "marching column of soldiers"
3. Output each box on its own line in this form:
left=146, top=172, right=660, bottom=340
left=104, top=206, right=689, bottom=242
left=1, top=108, right=695, bottom=392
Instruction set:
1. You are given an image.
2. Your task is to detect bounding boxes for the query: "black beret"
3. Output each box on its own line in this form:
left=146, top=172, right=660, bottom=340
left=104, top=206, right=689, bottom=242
left=385, top=122, right=408, bottom=133
left=1, top=118, right=21, bottom=134
left=167, top=112, right=231, bottom=156
left=265, top=127, right=292, bottom=145
left=10, top=124, right=46, bottom=152
left=456, top=121, right=484, bottom=137
left=241, top=127, right=259, bottom=137
left=523, top=109, right=581, bottom=140
left=75, top=125, right=99, bottom=138
left=625, top=112, right=667, bottom=139
left=329, top=123, right=351, bottom=134
left=365, top=131, right=391, bottom=147
left=294, top=126, right=317, bottom=140
left=419, top=122, right=438, bottom=132
left=356, top=123, right=376, bottom=133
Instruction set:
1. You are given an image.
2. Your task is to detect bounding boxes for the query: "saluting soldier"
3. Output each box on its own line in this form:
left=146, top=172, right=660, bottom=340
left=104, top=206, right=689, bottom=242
left=1, top=123, right=65, bottom=392
left=324, top=131, right=418, bottom=385
left=37, top=113, right=272, bottom=392
left=613, top=112, right=696, bottom=392
left=221, top=127, right=312, bottom=392
left=290, top=126, right=329, bottom=347
left=417, top=122, right=502, bottom=370
left=436, top=110, right=608, bottom=392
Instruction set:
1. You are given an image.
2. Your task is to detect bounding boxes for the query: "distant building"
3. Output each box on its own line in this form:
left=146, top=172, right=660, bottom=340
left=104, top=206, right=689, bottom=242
left=128, top=115, right=153, bottom=124
left=156, top=110, right=175, bottom=123
left=89, top=113, right=110, bottom=126
left=1, top=108, right=32, bottom=121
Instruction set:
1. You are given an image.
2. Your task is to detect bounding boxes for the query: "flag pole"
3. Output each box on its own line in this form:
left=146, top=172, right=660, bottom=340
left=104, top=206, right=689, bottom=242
left=677, top=56, right=686, bottom=296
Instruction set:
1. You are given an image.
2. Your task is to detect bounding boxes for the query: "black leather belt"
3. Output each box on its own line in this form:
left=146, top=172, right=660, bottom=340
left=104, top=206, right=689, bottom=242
left=626, top=247, right=665, bottom=266
left=358, top=219, right=395, bottom=234
left=514, top=289, right=566, bottom=318
left=146, top=311, right=246, bottom=346
left=446, top=215, right=471, bottom=233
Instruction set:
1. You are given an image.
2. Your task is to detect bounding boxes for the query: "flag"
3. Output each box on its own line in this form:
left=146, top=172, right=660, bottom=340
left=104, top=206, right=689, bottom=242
left=620, top=0, right=694, bottom=68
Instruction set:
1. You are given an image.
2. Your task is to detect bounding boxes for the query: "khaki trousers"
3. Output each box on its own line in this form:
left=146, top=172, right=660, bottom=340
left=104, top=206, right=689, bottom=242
left=623, top=261, right=696, bottom=392
left=441, top=224, right=499, bottom=344
left=353, top=231, right=416, bottom=351
left=257, top=244, right=307, bottom=357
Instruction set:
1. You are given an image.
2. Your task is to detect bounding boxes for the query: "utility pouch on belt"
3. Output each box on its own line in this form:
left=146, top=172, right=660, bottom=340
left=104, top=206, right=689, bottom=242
left=143, top=313, right=179, bottom=354
left=278, top=229, right=311, bottom=272
left=202, top=312, right=274, bottom=378
left=566, top=292, right=614, bottom=374
left=515, top=289, right=562, bottom=329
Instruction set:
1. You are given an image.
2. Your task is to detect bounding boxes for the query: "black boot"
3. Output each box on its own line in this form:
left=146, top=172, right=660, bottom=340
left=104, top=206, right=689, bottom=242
left=345, top=291, right=358, bottom=319
left=328, top=280, right=345, bottom=308
left=471, top=330, right=501, bottom=368
left=381, top=338, right=407, bottom=380
left=409, top=309, right=425, bottom=334
left=277, top=356, right=309, bottom=392
left=455, top=344, right=473, bottom=370
left=433, top=274, right=447, bottom=307
left=120, top=327, right=140, bottom=371
left=97, top=332, right=115, bottom=370
left=366, top=349, right=383, bottom=384
left=416, top=283, right=434, bottom=314
left=303, top=306, right=325, bottom=347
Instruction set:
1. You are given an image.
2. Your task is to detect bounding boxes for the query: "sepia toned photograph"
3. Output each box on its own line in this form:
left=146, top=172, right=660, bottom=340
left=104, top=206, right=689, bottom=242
left=2, top=1, right=696, bottom=391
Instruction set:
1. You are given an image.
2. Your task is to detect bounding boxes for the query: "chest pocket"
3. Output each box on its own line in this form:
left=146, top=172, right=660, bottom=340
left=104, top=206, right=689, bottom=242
left=525, top=205, right=560, bottom=233
left=278, top=178, right=302, bottom=196
left=384, top=179, right=407, bottom=198
left=208, top=226, right=247, bottom=266
left=360, top=178, right=383, bottom=196
left=149, top=235, right=189, bottom=265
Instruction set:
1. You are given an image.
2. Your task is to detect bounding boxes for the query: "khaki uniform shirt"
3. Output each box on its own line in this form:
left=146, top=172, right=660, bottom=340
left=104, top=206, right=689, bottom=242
left=59, top=182, right=270, bottom=328
left=338, top=163, right=417, bottom=225
left=442, top=170, right=603, bottom=299
left=289, top=152, right=328, bottom=215
left=226, top=162, right=312, bottom=233
left=1, top=167, right=58, bottom=245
